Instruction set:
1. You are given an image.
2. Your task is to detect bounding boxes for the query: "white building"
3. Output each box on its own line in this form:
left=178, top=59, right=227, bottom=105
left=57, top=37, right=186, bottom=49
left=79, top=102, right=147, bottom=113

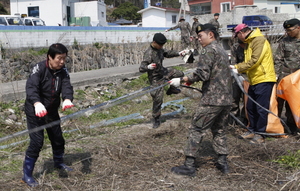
left=9, top=0, right=107, bottom=26
left=137, top=6, right=191, bottom=28
left=74, top=1, right=107, bottom=26
left=252, top=0, right=300, bottom=14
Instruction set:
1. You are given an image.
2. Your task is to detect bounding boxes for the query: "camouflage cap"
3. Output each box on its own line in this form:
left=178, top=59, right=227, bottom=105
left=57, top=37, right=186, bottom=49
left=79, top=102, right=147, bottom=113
left=196, top=23, right=216, bottom=34
left=179, top=16, right=185, bottom=21
left=283, top=18, right=300, bottom=29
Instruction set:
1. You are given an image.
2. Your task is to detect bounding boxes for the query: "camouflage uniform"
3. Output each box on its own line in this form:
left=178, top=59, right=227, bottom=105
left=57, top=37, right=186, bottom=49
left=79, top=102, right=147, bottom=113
left=167, top=21, right=192, bottom=49
left=184, top=40, right=232, bottom=157
left=209, top=18, right=220, bottom=32
left=139, top=44, right=184, bottom=119
left=191, top=20, right=200, bottom=50
left=274, top=36, right=300, bottom=133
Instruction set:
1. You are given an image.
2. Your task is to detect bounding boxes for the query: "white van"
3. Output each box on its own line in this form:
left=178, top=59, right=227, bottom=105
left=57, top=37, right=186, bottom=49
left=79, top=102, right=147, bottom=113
left=23, top=17, right=46, bottom=26
left=0, top=15, right=24, bottom=26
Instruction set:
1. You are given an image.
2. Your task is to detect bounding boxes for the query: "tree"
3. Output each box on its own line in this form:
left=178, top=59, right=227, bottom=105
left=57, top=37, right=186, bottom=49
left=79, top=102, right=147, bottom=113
left=111, top=2, right=141, bottom=21
left=0, top=3, right=8, bottom=15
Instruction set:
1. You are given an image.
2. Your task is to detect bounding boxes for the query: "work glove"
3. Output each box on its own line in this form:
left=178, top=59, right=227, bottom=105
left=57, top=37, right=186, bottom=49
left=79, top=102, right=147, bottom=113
left=229, top=65, right=238, bottom=74
left=179, top=50, right=190, bottom=56
left=183, top=82, right=192, bottom=86
left=34, top=102, right=47, bottom=117
left=168, top=78, right=181, bottom=88
left=147, top=63, right=156, bottom=70
left=62, top=99, right=74, bottom=111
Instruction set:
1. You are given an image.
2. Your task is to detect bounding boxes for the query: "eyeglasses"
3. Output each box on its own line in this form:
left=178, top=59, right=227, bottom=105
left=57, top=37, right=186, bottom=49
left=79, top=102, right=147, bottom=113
left=285, top=27, right=297, bottom=32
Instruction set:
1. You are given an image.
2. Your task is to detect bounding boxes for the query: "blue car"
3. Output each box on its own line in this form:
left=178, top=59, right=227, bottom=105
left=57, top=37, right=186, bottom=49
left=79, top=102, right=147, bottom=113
left=227, top=15, right=273, bottom=31
left=242, top=15, right=273, bottom=26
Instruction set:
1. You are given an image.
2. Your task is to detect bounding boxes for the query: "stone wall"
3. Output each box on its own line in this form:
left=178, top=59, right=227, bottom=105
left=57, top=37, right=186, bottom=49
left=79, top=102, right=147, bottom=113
left=0, top=41, right=181, bottom=83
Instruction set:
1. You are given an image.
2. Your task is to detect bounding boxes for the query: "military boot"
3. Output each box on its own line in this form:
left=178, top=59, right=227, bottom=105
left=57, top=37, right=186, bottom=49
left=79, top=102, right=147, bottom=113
left=171, top=156, right=196, bottom=176
left=166, top=85, right=181, bottom=95
left=22, top=155, right=39, bottom=187
left=153, top=116, right=161, bottom=129
left=53, top=154, right=73, bottom=171
left=216, top=154, right=229, bottom=174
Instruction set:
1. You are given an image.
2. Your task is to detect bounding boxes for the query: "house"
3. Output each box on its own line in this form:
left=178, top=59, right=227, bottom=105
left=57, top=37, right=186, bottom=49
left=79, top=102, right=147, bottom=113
left=137, top=6, right=191, bottom=28
left=188, top=0, right=300, bottom=15
left=9, top=0, right=107, bottom=26
left=74, top=0, right=107, bottom=26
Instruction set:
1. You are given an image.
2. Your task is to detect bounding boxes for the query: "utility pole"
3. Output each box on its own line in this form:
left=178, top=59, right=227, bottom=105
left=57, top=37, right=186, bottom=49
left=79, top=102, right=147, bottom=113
left=178, top=0, right=189, bottom=20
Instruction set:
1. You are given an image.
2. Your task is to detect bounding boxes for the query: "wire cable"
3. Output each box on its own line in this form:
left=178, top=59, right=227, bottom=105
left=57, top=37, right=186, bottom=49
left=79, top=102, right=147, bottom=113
left=231, top=70, right=291, bottom=135
left=0, top=83, right=169, bottom=143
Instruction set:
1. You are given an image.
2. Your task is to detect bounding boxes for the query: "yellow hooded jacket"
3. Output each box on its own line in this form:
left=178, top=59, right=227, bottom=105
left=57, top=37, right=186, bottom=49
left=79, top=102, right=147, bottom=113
left=234, top=28, right=276, bottom=85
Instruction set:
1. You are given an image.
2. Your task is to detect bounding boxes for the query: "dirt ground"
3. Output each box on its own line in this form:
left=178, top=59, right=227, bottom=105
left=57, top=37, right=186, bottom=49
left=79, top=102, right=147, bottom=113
left=0, top=85, right=300, bottom=191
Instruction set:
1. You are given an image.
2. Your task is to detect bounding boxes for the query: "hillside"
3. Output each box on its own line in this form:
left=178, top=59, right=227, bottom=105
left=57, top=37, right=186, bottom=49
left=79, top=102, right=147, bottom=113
left=1, top=0, right=9, bottom=13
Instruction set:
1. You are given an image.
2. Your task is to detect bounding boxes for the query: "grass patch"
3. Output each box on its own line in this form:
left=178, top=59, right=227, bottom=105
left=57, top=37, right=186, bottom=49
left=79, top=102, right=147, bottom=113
left=272, top=150, right=300, bottom=169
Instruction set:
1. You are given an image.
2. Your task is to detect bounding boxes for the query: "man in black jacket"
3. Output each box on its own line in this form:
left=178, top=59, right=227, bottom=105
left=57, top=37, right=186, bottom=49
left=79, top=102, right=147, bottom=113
left=22, top=43, right=74, bottom=187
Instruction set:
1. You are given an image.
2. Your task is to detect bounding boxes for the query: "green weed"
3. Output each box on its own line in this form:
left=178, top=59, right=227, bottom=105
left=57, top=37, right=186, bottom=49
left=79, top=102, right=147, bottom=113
left=125, top=73, right=149, bottom=89
left=0, top=159, right=22, bottom=173
left=74, top=89, right=86, bottom=100
left=272, top=150, right=300, bottom=169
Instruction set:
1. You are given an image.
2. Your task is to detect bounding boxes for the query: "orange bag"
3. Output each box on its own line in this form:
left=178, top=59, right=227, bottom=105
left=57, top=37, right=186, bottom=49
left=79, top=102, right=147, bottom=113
left=277, top=70, right=300, bottom=128
left=243, top=81, right=285, bottom=136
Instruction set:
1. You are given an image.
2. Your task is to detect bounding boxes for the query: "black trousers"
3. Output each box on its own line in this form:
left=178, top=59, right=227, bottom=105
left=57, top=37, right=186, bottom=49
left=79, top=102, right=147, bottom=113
left=247, top=82, right=274, bottom=133
left=25, top=112, right=65, bottom=159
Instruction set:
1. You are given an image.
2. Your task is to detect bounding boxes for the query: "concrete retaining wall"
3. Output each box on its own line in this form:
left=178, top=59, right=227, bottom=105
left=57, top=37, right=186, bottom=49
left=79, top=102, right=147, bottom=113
left=0, top=26, right=180, bottom=49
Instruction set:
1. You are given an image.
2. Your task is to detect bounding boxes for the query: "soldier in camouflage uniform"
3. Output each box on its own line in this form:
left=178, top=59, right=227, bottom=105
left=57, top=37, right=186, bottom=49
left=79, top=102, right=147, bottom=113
left=229, top=39, right=248, bottom=126
left=169, top=24, right=233, bottom=176
left=274, top=18, right=300, bottom=135
left=209, top=13, right=220, bottom=32
left=166, top=17, right=191, bottom=49
left=139, top=33, right=184, bottom=129
left=190, top=16, right=201, bottom=50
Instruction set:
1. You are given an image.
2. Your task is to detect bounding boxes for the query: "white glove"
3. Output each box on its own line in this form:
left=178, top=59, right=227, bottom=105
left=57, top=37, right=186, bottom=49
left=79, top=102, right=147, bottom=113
left=229, top=65, right=238, bottom=74
left=165, top=29, right=168, bottom=32
left=179, top=50, right=190, bottom=56
left=168, top=78, right=181, bottom=88
left=34, top=102, right=47, bottom=117
left=62, top=99, right=74, bottom=111
left=231, top=68, right=238, bottom=74
left=147, top=63, right=156, bottom=70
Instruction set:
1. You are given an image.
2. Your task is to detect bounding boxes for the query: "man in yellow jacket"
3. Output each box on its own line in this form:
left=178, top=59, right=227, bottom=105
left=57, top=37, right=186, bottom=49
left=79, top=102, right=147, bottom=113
left=230, top=24, right=277, bottom=144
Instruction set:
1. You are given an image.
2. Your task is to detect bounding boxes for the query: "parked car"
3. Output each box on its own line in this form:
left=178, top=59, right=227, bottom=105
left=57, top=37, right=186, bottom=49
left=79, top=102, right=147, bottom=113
left=22, top=17, right=46, bottom=26
left=227, top=15, right=273, bottom=31
left=243, top=15, right=273, bottom=27
left=0, top=15, right=24, bottom=26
